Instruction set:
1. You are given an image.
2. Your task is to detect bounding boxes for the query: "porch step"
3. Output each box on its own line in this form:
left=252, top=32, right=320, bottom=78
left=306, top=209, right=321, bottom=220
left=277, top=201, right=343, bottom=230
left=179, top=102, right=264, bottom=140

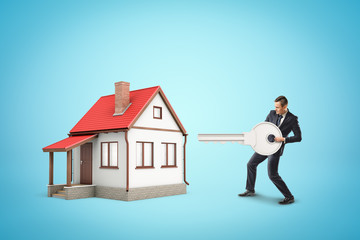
left=57, top=190, right=65, bottom=194
left=52, top=193, right=65, bottom=199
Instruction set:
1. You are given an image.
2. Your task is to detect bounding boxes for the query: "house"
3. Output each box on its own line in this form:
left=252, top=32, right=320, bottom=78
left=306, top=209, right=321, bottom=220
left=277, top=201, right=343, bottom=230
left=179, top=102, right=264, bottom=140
left=43, top=82, right=189, bottom=201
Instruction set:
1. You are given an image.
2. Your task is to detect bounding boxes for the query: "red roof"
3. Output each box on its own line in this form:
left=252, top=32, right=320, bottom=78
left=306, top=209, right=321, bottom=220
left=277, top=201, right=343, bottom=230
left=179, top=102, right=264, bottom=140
left=43, top=135, right=97, bottom=152
left=69, top=86, right=186, bottom=134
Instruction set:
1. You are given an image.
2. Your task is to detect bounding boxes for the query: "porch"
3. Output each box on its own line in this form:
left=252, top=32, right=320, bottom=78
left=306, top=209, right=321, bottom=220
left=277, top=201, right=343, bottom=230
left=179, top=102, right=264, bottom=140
left=43, top=134, right=98, bottom=200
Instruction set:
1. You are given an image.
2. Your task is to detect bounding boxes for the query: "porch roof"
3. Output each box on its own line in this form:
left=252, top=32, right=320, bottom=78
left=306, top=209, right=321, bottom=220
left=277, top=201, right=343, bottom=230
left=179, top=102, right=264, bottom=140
left=43, top=134, right=97, bottom=152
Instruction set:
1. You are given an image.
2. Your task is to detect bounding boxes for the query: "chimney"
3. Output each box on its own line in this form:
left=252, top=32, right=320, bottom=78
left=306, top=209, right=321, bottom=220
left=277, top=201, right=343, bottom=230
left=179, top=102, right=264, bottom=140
left=114, top=81, right=131, bottom=116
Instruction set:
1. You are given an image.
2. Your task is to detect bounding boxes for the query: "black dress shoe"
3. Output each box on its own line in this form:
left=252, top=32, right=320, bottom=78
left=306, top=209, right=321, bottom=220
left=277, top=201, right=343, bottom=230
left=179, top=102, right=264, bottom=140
left=279, top=196, right=295, bottom=205
left=238, top=190, right=255, bottom=197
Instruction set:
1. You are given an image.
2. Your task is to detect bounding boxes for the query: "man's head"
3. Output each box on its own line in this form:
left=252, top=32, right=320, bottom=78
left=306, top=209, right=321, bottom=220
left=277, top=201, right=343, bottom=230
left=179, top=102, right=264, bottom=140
left=274, top=96, right=288, bottom=115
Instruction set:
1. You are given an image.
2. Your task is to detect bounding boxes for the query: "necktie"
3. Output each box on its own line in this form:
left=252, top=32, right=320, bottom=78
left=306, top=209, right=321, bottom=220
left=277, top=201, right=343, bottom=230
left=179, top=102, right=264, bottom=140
left=276, top=115, right=283, bottom=126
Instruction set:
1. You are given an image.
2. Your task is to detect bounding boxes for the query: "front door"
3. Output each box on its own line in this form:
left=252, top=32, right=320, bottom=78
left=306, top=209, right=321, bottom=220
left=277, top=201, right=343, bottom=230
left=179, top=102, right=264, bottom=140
left=80, top=143, right=92, bottom=184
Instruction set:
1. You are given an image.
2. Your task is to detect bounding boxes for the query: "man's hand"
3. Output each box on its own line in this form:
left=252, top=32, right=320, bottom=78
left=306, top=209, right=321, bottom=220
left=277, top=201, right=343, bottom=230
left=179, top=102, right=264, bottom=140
left=274, top=137, right=285, bottom=142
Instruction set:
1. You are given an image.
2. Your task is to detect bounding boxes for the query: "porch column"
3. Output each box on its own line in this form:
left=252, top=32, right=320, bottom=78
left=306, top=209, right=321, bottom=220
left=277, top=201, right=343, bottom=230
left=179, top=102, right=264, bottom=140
left=66, top=150, right=72, bottom=187
left=49, top=152, right=54, bottom=185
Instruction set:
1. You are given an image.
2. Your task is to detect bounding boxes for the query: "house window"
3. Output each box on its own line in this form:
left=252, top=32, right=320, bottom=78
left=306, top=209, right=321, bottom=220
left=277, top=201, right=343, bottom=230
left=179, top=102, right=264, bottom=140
left=153, top=106, right=162, bottom=119
left=136, top=142, right=154, bottom=169
left=101, top=142, right=118, bottom=168
left=161, top=143, right=177, bottom=168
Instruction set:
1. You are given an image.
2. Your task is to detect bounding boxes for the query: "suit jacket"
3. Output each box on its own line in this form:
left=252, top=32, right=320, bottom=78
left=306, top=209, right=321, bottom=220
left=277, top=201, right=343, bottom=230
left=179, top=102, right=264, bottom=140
left=265, top=109, right=302, bottom=156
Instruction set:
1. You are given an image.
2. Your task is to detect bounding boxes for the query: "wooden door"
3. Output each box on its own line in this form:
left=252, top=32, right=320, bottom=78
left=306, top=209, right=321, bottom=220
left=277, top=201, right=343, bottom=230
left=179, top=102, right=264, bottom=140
left=80, top=143, right=92, bottom=184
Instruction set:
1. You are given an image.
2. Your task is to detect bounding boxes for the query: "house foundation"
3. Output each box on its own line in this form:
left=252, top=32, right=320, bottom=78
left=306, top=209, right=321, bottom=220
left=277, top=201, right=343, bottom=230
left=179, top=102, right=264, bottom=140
left=97, top=183, right=187, bottom=201
left=48, top=183, right=186, bottom=201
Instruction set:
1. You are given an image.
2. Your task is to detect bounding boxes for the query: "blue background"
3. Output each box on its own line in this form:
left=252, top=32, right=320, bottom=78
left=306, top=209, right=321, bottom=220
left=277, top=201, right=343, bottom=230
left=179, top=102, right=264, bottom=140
left=1, top=0, right=359, bottom=239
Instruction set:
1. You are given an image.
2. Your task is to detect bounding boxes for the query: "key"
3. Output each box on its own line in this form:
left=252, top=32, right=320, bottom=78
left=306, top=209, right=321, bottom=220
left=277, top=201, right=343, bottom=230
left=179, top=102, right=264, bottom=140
left=198, top=122, right=283, bottom=156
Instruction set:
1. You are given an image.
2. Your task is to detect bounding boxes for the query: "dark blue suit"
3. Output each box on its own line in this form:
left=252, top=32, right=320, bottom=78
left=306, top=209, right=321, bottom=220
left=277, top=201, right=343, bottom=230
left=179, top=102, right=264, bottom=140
left=246, top=109, right=302, bottom=198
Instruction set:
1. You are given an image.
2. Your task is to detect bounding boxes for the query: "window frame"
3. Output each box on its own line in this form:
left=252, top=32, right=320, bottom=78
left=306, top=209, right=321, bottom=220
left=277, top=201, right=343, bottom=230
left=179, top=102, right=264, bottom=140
left=153, top=106, right=162, bottom=119
left=100, top=141, right=119, bottom=169
left=136, top=141, right=155, bottom=169
left=161, top=142, right=177, bottom=168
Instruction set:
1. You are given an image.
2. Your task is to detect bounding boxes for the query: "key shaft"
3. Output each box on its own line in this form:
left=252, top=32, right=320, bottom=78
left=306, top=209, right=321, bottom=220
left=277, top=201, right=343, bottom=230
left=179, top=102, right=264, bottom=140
left=198, top=132, right=256, bottom=146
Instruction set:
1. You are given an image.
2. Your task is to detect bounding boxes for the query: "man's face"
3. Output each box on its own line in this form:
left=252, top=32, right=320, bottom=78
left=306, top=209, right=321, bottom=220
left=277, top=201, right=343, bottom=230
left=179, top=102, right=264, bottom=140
left=275, top=101, right=287, bottom=115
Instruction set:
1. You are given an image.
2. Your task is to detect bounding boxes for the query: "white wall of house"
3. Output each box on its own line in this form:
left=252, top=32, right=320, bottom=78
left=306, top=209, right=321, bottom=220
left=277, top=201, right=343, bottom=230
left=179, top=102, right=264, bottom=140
left=72, top=132, right=127, bottom=188
left=133, top=93, right=181, bottom=131
left=128, top=128, right=184, bottom=188
left=129, top=92, right=185, bottom=188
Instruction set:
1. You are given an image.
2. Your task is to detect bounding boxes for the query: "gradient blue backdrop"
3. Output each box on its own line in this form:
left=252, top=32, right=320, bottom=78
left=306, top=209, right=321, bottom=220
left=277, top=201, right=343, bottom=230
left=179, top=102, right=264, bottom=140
left=1, top=0, right=359, bottom=239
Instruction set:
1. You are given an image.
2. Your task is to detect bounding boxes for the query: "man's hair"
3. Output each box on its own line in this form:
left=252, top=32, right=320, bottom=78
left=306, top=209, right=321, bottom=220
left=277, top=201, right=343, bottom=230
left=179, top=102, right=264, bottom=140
left=275, top=96, right=288, bottom=107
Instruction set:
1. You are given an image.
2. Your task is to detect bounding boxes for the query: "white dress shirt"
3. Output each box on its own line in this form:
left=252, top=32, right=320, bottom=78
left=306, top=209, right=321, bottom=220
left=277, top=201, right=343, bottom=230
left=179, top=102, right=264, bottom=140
left=278, top=109, right=288, bottom=127
left=278, top=109, right=288, bottom=143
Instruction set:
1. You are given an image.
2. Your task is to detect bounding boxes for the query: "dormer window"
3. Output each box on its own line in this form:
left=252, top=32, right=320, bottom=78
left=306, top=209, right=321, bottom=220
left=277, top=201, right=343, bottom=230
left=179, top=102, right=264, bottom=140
left=153, top=106, right=162, bottom=119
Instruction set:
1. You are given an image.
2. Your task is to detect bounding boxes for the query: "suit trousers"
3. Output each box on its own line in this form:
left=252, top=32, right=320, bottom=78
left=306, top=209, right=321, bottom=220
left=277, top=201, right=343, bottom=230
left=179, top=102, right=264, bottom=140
left=246, top=152, right=293, bottom=198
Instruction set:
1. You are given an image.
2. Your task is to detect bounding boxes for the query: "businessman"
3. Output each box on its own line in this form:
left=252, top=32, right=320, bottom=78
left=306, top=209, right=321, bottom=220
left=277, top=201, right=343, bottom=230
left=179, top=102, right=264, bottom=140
left=238, top=96, right=302, bottom=204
